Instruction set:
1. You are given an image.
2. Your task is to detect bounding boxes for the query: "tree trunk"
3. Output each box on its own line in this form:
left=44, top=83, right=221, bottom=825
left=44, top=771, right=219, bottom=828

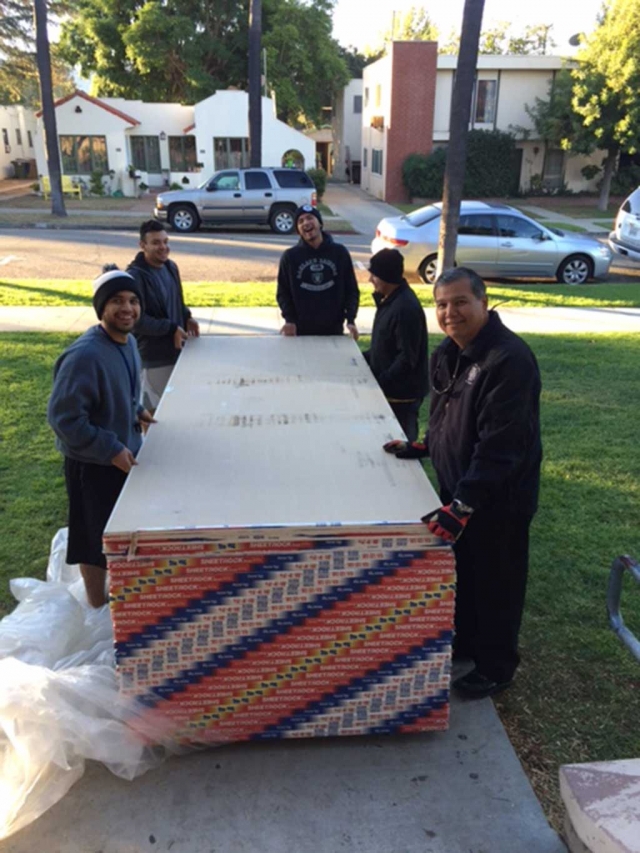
left=436, top=0, right=485, bottom=278
left=33, top=0, right=66, bottom=217
left=598, top=149, right=617, bottom=212
left=248, top=0, right=262, bottom=168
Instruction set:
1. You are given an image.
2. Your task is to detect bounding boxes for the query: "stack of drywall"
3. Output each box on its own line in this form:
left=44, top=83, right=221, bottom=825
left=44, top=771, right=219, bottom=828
left=104, top=336, right=455, bottom=744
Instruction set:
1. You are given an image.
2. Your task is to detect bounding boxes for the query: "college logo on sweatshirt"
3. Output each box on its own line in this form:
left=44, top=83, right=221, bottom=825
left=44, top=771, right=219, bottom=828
left=297, top=258, right=338, bottom=292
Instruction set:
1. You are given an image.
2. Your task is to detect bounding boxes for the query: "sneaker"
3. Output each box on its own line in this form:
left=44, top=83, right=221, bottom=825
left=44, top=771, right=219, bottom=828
left=452, top=668, right=512, bottom=699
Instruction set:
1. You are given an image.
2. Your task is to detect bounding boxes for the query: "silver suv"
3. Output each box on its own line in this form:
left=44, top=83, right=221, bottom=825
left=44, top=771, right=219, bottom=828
left=154, top=167, right=317, bottom=234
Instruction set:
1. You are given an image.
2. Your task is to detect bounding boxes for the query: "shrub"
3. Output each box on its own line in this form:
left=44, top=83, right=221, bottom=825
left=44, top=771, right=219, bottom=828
left=169, top=182, right=182, bottom=190
left=402, top=130, right=519, bottom=199
left=307, top=168, right=327, bottom=201
left=89, top=170, right=105, bottom=196
left=608, top=163, right=640, bottom=197
left=402, top=149, right=446, bottom=198
left=581, top=164, right=601, bottom=182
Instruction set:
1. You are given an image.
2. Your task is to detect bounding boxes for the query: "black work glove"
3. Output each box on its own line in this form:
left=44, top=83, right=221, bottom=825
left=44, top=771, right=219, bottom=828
left=421, top=502, right=472, bottom=543
left=383, top=439, right=429, bottom=459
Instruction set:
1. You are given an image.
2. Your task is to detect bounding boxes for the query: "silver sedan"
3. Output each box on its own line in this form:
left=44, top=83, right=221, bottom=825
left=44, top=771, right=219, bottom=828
left=371, top=201, right=612, bottom=284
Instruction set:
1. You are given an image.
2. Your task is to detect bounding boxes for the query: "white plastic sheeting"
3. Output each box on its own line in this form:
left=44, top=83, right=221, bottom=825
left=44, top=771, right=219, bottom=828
left=0, top=529, right=180, bottom=841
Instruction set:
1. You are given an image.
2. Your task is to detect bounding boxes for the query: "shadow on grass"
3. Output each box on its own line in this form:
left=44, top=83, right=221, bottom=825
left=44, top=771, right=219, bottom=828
left=0, top=279, right=93, bottom=305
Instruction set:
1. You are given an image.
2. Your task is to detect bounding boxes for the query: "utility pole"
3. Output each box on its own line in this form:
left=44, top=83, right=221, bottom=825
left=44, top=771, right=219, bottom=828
left=33, top=0, right=66, bottom=217
left=436, top=0, right=484, bottom=277
left=248, top=0, right=262, bottom=167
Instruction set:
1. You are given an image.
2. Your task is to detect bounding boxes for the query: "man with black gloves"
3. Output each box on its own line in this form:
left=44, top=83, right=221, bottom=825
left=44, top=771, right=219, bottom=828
left=385, top=267, right=542, bottom=699
left=276, top=205, right=359, bottom=338
left=127, top=220, right=199, bottom=411
left=363, top=248, right=428, bottom=441
left=48, top=270, right=155, bottom=608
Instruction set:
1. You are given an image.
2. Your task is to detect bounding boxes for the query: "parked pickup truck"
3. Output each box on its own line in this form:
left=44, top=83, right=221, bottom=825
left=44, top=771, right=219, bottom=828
left=154, top=167, right=317, bottom=234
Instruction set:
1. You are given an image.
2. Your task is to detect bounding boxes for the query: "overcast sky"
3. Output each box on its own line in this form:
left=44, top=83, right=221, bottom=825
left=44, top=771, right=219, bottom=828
left=331, top=0, right=604, bottom=53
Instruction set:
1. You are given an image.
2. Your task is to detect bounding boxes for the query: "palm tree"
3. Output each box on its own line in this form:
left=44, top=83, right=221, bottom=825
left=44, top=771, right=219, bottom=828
left=436, top=0, right=484, bottom=276
left=248, top=0, right=262, bottom=167
left=34, top=0, right=66, bottom=217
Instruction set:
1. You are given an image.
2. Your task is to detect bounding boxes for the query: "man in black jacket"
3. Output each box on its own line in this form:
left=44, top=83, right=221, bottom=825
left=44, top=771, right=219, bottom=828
left=385, top=267, right=542, bottom=699
left=363, top=248, right=428, bottom=441
left=127, top=220, right=199, bottom=411
left=276, top=205, right=359, bottom=338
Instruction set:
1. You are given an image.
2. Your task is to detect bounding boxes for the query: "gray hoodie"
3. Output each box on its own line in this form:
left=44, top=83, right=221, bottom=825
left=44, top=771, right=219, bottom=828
left=47, top=325, right=143, bottom=465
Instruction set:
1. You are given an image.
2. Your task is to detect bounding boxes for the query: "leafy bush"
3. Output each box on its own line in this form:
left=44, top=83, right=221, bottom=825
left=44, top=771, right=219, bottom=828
left=306, top=168, right=327, bottom=201
left=609, top=163, right=640, bottom=197
left=402, top=130, right=519, bottom=199
left=581, top=164, right=601, bottom=181
left=169, top=182, right=182, bottom=190
left=89, top=170, right=105, bottom=196
left=402, top=149, right=446, bottom=198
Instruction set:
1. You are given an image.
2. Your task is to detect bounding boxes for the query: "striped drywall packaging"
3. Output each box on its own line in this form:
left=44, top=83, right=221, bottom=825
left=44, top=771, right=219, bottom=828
left=104, top=336, right=455, bottom=743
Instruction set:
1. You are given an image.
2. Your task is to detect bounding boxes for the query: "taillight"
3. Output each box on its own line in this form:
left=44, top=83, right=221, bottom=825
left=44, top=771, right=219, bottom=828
left=311, top=191, right=317, bottom=207
left=384, top=236, right=408, bottom=247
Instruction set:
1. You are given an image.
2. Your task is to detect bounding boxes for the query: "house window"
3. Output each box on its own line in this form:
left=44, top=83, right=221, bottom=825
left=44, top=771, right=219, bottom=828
left=364, top=87, right=369, bottom=108
left=2, top=128, right=8, bottom=147
left=214, top=137, right=249, bottom=169
left=131, top=136, right=161, bottom=172
left=543, top=148, right=565, bottom=190
left=59, top=136, right=108, bottom=174
left=475, top=80, right=497, bottom=124
left=169, top=136, right=197, bottom=171
left=16, top=128, right=22, bottom=146
left=353, top=95, right=362, bottom=114
left=375, top=85, right=382, bottom=108
left=363, top=148, right=368, bottom=168
left=372, top=148, right=383, bottom=175
left=27, top=130, right=33, bottom=147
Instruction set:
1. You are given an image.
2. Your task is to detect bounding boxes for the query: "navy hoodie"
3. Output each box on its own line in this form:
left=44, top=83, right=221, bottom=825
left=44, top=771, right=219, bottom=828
left=276, top=233, right=359, bottom=335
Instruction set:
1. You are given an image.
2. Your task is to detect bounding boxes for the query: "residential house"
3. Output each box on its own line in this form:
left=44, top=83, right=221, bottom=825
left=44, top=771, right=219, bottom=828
left=0, top=105, right=38, bottom=178
left=359, top=44, right=602, bottom=203
left=34, top=89, right=315, bottom=197
left=333, top=79, right=364, bottom=183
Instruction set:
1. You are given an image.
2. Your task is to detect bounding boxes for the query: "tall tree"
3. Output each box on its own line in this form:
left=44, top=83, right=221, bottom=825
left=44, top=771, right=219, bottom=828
left=59, top=0, right=348, bottom=126
left=478, top=22, right=509, bottom=54
left=34, top=0, right=66, bottom=217
left=571, top=0, right=640, bottom=209
left=436, top=0, right=485, bottom=277
left=248, top=0, right=262, bottom=166
left=508, top=23, right=555, bottom=55
left=0, top=0, right=73, bottom=106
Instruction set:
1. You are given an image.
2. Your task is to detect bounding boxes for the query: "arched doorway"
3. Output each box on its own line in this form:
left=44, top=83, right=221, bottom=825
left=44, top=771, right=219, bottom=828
left=282, top=149, right=305, bottom=169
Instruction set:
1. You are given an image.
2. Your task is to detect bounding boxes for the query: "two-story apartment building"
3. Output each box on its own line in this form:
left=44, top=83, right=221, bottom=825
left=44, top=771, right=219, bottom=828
left=33, top=89, right=315, bottom=197
left=360, top=43, right=602, bottom=203
left=0, top=105, right=38, bottom=178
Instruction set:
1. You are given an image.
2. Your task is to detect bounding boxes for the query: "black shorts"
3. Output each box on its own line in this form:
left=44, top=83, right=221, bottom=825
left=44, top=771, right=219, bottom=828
left=64, top=457, right=128, bottom=569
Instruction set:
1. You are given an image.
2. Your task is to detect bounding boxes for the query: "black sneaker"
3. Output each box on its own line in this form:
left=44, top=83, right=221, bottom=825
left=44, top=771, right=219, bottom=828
left=452, top=668, right=512, bottom=699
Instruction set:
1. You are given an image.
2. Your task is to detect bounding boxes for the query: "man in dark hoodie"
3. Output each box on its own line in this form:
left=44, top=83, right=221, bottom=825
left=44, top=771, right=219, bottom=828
left=127, top=220, right=199, bottom=411
left=48, top=269, right=155, bottom=608
left=276, top=205, right=360, bottom=338
left=363, top=248, right=428, bottom=442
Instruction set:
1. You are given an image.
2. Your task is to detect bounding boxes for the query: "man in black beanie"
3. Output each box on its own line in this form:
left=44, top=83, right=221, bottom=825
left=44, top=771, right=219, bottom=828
left=276, top=204, right=360, bottom=338
left=47, top=269, right=155, bottom=607
left=363, top=248, right=428, bottom=441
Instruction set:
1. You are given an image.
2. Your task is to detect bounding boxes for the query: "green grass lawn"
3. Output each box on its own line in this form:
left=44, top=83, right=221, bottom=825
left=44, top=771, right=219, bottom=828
left=3, top=279, right=640, bottom=309
left=1, top=331, right=639, bottom=828
left=540, top=221, right=588, bottom=233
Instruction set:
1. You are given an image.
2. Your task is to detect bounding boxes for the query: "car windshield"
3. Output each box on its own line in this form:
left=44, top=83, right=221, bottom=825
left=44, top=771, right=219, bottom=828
left=405, top=205, right=441, bottom=227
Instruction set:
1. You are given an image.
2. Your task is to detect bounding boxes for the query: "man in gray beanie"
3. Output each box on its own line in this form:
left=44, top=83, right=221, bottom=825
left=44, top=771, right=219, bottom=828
left=47, top=269, right=155, bottom=607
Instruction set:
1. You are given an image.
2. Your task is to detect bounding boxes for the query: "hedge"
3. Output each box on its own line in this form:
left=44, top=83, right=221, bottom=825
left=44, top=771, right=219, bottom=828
left=402, top=130, right=518, bottom=199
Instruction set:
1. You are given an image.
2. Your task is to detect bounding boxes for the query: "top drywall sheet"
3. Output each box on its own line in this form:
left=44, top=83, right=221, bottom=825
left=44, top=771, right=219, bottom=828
left=105, top=336, right=440, bottom=534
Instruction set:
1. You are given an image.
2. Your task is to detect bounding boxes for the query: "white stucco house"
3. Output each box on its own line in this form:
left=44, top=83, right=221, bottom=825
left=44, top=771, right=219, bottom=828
left=332, top=79, right=364, bottom=183
left=34, top=89, right=315, bottom=197
left=0, top=105, right=38, bottom=178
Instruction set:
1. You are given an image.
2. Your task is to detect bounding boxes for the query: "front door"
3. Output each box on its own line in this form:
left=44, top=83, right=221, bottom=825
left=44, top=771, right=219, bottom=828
left=496, top=214, right=558, bottom=277
left=455, top=213, right=500, bottom=277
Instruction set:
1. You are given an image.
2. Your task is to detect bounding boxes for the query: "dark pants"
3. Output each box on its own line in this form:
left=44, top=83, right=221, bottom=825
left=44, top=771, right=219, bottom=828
left=452, top=510, right=531, bottom=683
left=389, top=398, right=423, bottom=443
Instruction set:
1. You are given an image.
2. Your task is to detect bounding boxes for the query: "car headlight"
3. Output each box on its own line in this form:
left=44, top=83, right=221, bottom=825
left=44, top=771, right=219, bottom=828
left=156, top=201, right=165, bottom=210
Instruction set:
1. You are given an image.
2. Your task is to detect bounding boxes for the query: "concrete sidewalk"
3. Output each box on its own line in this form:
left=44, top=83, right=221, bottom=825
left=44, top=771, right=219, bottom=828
left=0, top=681, right=566, bottom=853
left=2, top=304, right=640, bottom=335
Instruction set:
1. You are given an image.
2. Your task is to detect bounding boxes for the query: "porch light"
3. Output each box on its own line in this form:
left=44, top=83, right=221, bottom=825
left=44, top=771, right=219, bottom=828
left=159, top=131, right=167, bottom=141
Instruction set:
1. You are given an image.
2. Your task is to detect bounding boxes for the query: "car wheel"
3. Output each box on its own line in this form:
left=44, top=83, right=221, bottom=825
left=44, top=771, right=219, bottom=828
left=270, top=207, right=296, bottom=234
left=170, top=205, right=199, bottom=233
left=557, top=254, right=592, bottom=285
left=418, top=254, right=439, bottom=284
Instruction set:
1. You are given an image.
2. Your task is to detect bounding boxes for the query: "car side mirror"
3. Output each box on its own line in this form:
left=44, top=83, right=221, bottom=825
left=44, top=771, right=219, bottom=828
left=535, top=232, right=548, bottom=241
left=207, top=183, right=217, bottom=192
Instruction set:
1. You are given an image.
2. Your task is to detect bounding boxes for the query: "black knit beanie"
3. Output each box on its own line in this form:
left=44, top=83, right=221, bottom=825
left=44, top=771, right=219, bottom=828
left=92, top=269, right=144, bottom=319
left=369, top=248, right=405, bottom=285
left=294, top=204, right=323, bottom=232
